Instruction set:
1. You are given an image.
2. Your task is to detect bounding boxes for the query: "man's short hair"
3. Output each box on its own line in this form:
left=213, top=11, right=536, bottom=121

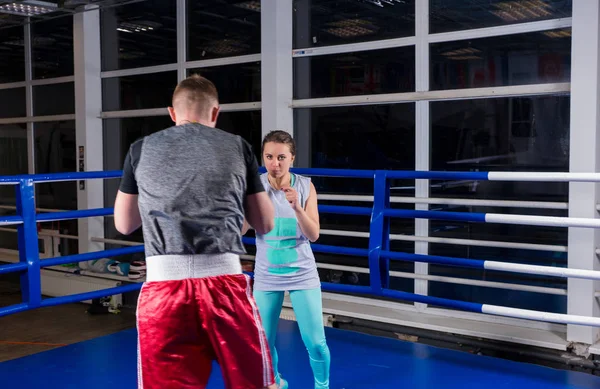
left=172, top=74, right=219, bottom=114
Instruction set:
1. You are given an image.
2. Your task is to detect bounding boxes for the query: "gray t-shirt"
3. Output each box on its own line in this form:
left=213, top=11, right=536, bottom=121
left=118, top=123, right=264, bottom=258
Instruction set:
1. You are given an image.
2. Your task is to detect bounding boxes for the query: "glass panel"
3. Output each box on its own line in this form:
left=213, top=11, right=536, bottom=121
left=100, top=0, right=177, bottom=71
left=301, top=103, right=416, bottom=171
left=296, top=103, right=416, bottom=293
left=430, top=0, right=572, bottom=34
left=32, top=15, right=74, bottom=79
left=102, top=71, right=177, bottom=111
left=103, top=113, right=263, bottom=169
left=187, top=0, right=261, bottom=61
left=0, top=25, right=25, bottom=83
left=33, top=83, right=75, bottom=116
left=293, top=0, right=415, bottom=48
left=34, top=120, right=78, bottom=257
left=217, top=110, right=262, bottom=158
left=102, top=112, right=262, bottom=243
left=294, top=46, right=415, bottom=99
left=0, top=88, right=26, bottom=118
left=0, top=123, right=27, bottom=253
left=103, top=116, right=175, bottom=164
left=34, top=121, right=77, bottom=210
left=430, top=28, right=571, bottom=90
left=102, top=115, right=174, bottom=245
left=0, top=123, right=28, bottom=203
left=429, top=95, right=570, bottom=313
left=188, top=61, right=261, bottom=104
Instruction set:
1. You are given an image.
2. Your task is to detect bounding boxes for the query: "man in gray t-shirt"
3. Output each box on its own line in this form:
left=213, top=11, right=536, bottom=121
left=113, top=74, right=277, bottom=389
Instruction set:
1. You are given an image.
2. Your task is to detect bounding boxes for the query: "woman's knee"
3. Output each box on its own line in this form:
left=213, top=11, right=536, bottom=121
left=306, top=337, right=330, bottom=360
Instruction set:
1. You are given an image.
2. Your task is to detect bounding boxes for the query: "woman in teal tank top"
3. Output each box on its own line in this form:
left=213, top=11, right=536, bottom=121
left=242, top=130, right=330, bottom=389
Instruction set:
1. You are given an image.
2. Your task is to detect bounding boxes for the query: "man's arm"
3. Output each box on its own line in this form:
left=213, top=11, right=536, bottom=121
left=242, top=140, right=274, bottom=235
left=114, top=144, right=142, bottom=235
left=241, top=218, right=251, bottom=235
left=245, top=193, right=274, bottom=235
left=114, top=191, right=141, bottom=235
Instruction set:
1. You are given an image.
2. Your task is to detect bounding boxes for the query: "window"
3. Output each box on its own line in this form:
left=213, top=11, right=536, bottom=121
left=31, top=16, right=74, bottom=79
left=293, top=0, right=415, bottom=48
left=429, top=0, right=572, bottom=34
left=217, top=110, right=262, bottom=158
left=187, top=0, right=261, bottom=61
left=301, top=103, right=416, bottom=171
left=295, top=103, right=417, bottom=292
left=430, top=29, right=571, bottom=90
left=33, top=120, right=78, bottom=257
left=0, top=124, right=28, bottom=253
left=103, top=112, right=262, bottom=173
left=34, top=121, right=77, bottom=210
left=0, top=123, right=28, bottom=195
left=428, top=95, right=570, bottom=313
left=294, top=46, right=415, bottom=99
left=100, top=0, right=177, bottom=71
left=102, top=71, right=177, bottom=112
left=188, top=61, right=261, bottom=104
left=102, top=112, right=261, bottom=243
left=0, top=88, right=26, bottom=119
left=103, top=116, right=174, bottom=165
left=33, top=83, right=75, bottom=116
left=0, top=25, right=25, bottom=83
left=102, top=115, right=174, bottom=244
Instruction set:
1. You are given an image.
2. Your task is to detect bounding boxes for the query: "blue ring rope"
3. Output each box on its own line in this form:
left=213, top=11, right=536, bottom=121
left=0, top=168, right=593, bottom=326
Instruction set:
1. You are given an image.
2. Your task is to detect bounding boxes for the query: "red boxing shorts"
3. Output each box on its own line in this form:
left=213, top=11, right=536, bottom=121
left=136, top=254, right=274, bottom=389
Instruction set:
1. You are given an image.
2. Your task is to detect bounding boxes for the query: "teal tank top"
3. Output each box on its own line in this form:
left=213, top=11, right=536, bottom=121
left=253, top=172, right=321, bottom=291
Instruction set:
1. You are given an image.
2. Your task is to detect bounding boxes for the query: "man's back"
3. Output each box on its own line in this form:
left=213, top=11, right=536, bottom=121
left=129, top=123, right=251, bottom=257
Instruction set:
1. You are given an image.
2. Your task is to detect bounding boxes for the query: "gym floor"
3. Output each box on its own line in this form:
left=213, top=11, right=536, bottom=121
left=0, top=273, right=136, bottom=363
left=2, top=272, right=600, bottom=388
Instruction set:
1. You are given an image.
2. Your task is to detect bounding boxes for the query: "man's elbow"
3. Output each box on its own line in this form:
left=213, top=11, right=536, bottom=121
left=255, top=220, right=275, bottom=235
left=115, top=223, right=132, bottom=236
left=114, top=218, right=136, bottom=236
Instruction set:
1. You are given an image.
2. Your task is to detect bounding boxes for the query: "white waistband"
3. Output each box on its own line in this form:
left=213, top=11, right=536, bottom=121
left=145, top=253, right=242, bottom=282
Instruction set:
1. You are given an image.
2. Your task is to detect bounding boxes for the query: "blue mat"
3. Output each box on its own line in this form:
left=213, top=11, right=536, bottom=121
left=1, top=319, right=599, bottom=388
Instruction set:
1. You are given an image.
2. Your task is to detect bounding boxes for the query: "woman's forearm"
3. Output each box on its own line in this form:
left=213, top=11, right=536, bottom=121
left=295, top=207, right=319, bottom=242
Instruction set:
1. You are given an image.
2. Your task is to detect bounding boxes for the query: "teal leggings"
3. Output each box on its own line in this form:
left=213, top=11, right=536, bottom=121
left=254, top=288, right=330, bottom=389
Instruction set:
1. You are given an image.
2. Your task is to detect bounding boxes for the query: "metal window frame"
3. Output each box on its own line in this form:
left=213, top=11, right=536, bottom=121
left=0, top=20, right=77, bottom=175
left=0, top=0, right=587, bottom=340
left=291, top=83, right=571, bottom=108
left=288, top=6, right=574, bottom=331
left=414, top=0, right=429, bottom=311
left=565, top=2, right=600, bottom=345
left=99, top=102, right=262, bottom=120
left=291, top=18, right=572, bottom=58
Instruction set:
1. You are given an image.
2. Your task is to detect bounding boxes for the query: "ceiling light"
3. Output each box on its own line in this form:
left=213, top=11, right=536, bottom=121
left=491, top=0, right=552, bottom=22
left=441, top=47, right=481, bottom=56
left=233, top=1, right=260, bottom=12
left=203, top=39, right=249, bottom=55
left=326, top=26, right=376, bottom=38
left=543, top=29, right=571, bottom=39
left=359, top=0, right=405, bottom=7
left=117, top=21, right=161, bottom=33
left=325, top=19, right=378, bottom=38
left=0, top=1, right=58, bottom=17
left=448, top=55, right=483, bottom=61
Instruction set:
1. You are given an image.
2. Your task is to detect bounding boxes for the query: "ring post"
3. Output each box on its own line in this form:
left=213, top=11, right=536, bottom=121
left=368, top=171, right=388, bottom=292
left=16, top=178, right=41, bottom=308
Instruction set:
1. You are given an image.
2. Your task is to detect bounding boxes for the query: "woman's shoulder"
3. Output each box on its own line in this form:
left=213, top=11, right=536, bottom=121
left=293, top=173, right=313, bottom=195
left=293, top=172, right=311, bottom=184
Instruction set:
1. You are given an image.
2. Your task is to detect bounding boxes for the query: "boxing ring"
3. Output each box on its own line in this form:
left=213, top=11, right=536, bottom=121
left=1, top=168, right=600, bottom=388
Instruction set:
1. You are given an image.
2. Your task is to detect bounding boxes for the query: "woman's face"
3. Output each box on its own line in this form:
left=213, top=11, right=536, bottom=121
left=263, top=141, right=294, bottom=178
